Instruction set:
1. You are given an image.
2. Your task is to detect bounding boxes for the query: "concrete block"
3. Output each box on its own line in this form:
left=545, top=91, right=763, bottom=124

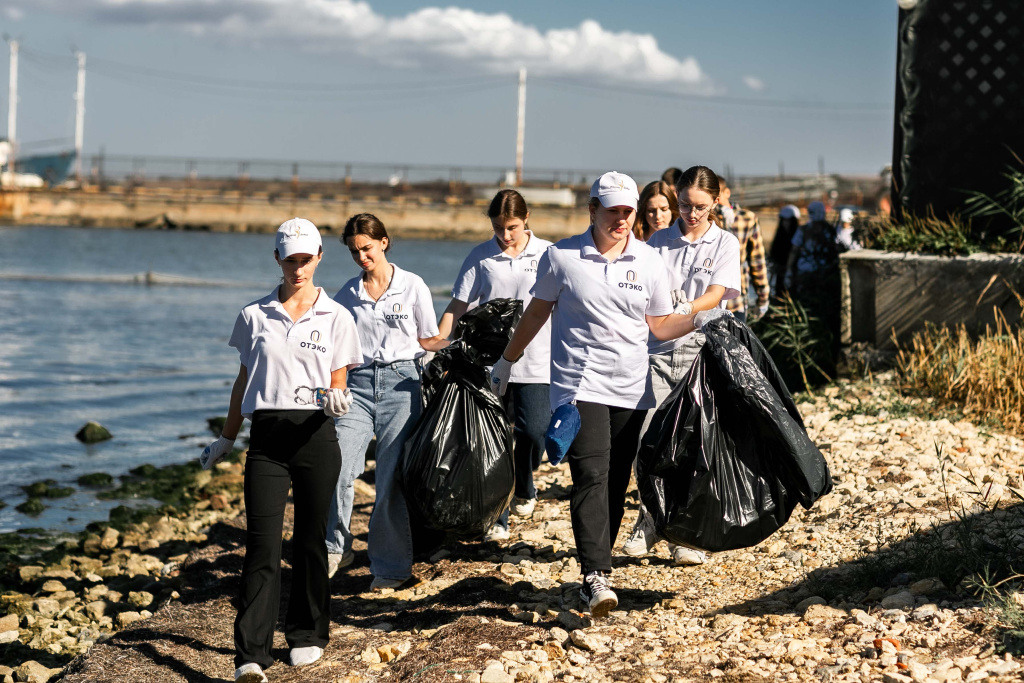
left=841, top=249, right=1024, bottom=350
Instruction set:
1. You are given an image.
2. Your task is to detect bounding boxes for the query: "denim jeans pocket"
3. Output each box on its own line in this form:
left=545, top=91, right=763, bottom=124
left=390, top=361, right=421, bottom=383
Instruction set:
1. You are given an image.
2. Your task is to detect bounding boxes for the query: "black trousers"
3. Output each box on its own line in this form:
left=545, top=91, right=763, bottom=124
left=567, top=401, right=647, bottom=575
left=234, top=410, right=341, bottom=669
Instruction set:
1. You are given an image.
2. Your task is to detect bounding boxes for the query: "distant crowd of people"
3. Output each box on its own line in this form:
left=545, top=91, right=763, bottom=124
left=200, top=165, right=862, bottom=683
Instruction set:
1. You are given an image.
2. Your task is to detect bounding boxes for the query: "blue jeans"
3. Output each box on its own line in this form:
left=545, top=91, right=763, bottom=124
left=326, top=360, right=421, bottom=580
left=496, top=381, right=550, bottom=529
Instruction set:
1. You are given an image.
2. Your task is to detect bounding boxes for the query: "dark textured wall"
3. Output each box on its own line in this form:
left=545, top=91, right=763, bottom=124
left=892, top=0, right=1024, bottom=233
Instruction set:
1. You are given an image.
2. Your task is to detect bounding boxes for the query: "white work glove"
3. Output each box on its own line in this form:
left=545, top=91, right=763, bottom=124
left=694, top=308, right=730, bottom=330
left=670, top=289, right=692, bottom=314
left=200, top=436, right=235, bottom=470
left=758, top=303, right=769, bottom=317
left=489, top=356, right=514, bottom=397
left=323, top=388, right=353, bottom=418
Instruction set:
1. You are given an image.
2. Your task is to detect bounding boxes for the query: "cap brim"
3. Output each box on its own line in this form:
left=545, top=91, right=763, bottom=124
left=276, top=241, right=322, bottom=258
left=595, top=191, right=638, bottom=210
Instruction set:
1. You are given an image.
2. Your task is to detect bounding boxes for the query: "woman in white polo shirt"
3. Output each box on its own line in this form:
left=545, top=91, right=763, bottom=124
left=199, top=218, right=362, bottom=683
left=622, top=165, right=741, bottom=566
left=488, top=172, right=724, bottom=618
left=327, top=213, right=449, bottom=590
left=437, top=189, right=553, bottom=542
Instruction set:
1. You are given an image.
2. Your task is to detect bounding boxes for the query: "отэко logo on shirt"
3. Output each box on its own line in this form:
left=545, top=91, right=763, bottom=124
left=300, top=329, right=327, bottom=353
left=385, top=303, right=409, bottom=321
left=619, top=269, right=643, bottom=291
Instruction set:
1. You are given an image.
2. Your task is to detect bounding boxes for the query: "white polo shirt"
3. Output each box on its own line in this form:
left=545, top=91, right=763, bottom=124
left=334, top=264, right=439, bottom=367
left=645, top=220, right=742, bottom=355
left=451, top=232, right=553, bottom=384
left=229, top=287, right=363, bottom=418
left=531, top=228, right=673, bottom=410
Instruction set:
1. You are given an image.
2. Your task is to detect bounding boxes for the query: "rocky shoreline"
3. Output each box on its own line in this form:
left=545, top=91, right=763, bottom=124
left=2, top=374, right=1024, bottom=682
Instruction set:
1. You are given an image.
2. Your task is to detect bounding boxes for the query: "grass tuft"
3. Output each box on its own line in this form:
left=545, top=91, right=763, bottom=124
left=894, top=289, right=1024, bottom=435
left=753, top=292, right=833, bottom=394
left=859, top=211, right=980, bottom=256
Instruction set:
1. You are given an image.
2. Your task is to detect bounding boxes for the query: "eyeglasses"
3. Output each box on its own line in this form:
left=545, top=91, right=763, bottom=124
left=678, top=203, right=713, bottom=216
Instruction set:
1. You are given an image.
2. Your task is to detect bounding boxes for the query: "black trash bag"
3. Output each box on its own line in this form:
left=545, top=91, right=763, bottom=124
left=399, top=299, right=522, bottom=539
left=637, top=316, right=833, bottom=552
left=421, top=298, right=524, bottom=408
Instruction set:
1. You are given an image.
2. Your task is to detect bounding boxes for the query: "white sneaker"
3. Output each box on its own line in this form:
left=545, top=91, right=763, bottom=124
left=621, top=512, right=658, bottom=557
left=510, top=496, right=536, bottom=517
left=671, top=545, right=707, bottom=566
left=234, top=663, right=268, bottom=683
left=327, top=549, right=354, bottom=578
left=580, top=571, right=618, bottom=619
left=483, top=524, right=510, bottom=542
left=289, top=645, right=323, bottom=667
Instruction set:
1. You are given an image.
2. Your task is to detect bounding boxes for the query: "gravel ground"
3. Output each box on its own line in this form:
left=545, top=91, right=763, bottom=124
left=8, top=374, right=1024, bottom=682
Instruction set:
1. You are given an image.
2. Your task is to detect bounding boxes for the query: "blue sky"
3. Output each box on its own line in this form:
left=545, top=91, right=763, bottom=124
left=0, top=0, right=898, bottom=175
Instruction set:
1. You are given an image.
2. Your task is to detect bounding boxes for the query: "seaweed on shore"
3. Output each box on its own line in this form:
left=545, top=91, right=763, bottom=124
left=15, top=498, right=45, bottom=516
left=21, top=480, right=75, bottom=499
left=77, top=472, right=114, bottom=487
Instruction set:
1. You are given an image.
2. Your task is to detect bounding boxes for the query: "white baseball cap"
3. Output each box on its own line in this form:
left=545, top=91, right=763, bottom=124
left=839, top=207, right=855, bottom=223
left=275, top=217, right=322, bottom=257
left=590, top=171, right=639, bottom=210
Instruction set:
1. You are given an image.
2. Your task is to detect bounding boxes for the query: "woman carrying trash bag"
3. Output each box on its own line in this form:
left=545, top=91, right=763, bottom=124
left=199, top=218, right=363, bottom=683
left=326, top=213, right=450, bottom=590
left=438, top=189, right=553, bottom=543
left=489, top=172, right=726, bottom=618
left=621, top=166, right=741, bottom=566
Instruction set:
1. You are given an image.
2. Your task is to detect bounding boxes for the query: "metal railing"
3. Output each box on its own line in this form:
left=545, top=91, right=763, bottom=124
left=63, top=153, right=884, bottom=208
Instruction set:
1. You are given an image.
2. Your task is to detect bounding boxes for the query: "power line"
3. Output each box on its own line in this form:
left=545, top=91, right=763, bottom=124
left=20, top=46, right=508, bottom=94
left=531, top=76, right=892, bottom=113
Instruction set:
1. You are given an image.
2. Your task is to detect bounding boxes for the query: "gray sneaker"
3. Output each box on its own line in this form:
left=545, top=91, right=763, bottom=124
left=483, top=524, right=510, bottom=543
left=234, top=663, right=268, bottom=683
left=580, top=571, right=618, bottom=619
left=621, top=511, right=658, bottom=557
left=327, top=549, right=354, bottom=578
left=670, top=545, right=707, bottom=566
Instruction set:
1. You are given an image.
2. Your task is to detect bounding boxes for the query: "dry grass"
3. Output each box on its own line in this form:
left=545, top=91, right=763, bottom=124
left=895, top=288, right=1024, bottom=434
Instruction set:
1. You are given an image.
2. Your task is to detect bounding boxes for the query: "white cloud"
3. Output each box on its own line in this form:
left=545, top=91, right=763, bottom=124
left=742, top=75, right=766, bottom=92
left=3, top=6, right=24, bottom=20
left=15, top=0, right=713, bottom=91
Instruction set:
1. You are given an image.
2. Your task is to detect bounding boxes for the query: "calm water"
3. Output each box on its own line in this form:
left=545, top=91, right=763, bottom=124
left=0, top=225, right=476, bottom=533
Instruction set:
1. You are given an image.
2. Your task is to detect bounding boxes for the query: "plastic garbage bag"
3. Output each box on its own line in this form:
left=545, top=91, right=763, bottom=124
left=421, top=297, right=524, bottom=408
left=637, top=316, right=833, bottom=552
left=399, top=299, right=522, bottom=539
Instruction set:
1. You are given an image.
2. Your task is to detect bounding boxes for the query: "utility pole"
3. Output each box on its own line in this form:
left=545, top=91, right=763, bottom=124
left=514, top=67, right=526, bottom=186
left=74, top=51, right=86, bottom=182
left=6, top=39, right=18, bottom=173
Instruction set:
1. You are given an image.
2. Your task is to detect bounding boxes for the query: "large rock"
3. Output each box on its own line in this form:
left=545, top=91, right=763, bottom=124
left=13, top=661, right=60, bottom=683
left=99, top=528, right=120, bottom=551
left=128, top=591, right=153, bottom=609
left=84, top=601, right=109, bottom=621
left=880, top=590, right=916, bottom=610
left=75, top=422, right=112, bottom=444
left=0, top=615, right=18, bottom=632
left=31, top=599, right=60, bottom=619
left=115, top=611, right=143, bottom=628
